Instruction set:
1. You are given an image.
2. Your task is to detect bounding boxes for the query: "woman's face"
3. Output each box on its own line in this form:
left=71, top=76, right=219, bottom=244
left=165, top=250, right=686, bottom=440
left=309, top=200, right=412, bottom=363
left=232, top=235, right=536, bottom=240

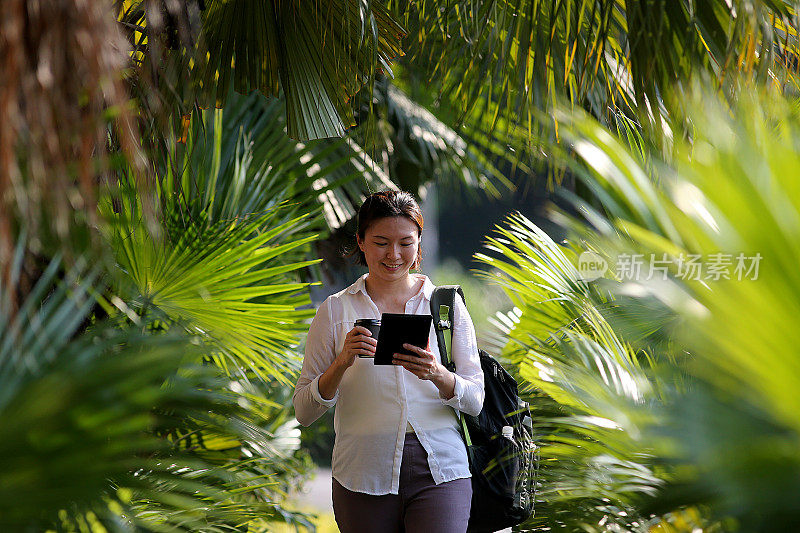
left=358, top=216, right=420, bottom=283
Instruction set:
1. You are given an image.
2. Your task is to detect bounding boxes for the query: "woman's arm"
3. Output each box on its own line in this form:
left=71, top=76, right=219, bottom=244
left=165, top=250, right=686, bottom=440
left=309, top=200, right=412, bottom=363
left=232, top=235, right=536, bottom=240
left=392, top=296, right=484, bottom=415
left=441, top=295, right=484, bottom=416
left=317, top=324, right=375, bottom=398
left=293, top=298, right=377, bottom=426
left=293, top=298, right=338, bottom=427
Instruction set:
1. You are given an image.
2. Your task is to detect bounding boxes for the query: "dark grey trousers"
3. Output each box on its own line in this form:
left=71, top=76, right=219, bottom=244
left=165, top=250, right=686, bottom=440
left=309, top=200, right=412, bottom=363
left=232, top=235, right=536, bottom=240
left=332, top=432, right=472, bottom=533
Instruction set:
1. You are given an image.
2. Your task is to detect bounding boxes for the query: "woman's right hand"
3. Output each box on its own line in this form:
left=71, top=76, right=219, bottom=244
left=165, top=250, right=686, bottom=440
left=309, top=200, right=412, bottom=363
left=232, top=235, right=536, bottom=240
left=336, top=326, right=377, bottom=368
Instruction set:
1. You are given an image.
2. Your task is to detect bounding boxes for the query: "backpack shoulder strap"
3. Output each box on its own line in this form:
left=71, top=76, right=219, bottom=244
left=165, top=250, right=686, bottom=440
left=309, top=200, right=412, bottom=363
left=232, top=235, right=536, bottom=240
left=430, top=285, right=465, bottom=373
left=430, top=285, right=473, bottom=448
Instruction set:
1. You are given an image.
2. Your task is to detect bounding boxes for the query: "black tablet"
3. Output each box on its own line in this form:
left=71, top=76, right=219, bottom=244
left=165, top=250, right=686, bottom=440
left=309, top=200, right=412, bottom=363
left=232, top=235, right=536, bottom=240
left=373, top=313, right=433, bottom=365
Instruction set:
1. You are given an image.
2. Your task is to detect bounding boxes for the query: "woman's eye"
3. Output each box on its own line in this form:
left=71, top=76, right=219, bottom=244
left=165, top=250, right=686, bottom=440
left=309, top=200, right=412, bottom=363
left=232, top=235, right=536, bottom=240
left=371, top=241, right=412, bottom=247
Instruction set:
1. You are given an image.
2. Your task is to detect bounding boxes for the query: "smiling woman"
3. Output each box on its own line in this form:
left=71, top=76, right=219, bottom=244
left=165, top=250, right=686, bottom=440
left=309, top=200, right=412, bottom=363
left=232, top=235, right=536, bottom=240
left=358, top=216, right=420, bottom=283
left=293, top=190, right=485, bottom=533
left=355, top=192, right=422, bottom=290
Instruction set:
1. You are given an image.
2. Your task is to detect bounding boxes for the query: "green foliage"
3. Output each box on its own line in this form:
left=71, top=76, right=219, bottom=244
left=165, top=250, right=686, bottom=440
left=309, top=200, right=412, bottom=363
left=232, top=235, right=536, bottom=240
left=477, top=215, right=661, bottom=532
left=556, top=86, right=800, bottom=531
left=352, top=77, right=515, bottom=198
left=478, top=85, right=800, bottom=531
left=89, top=97, right=387, bottom=527
left=432, top=259, right=512, bottom=348
left=146, top=91, right=398, bottom=232
left=10, top=1, right=800, bottom=531
left=392, top=0, right=799, bottom=163
left=104, top=202, right=318, bottom=382
left=100, top=92, right=405, bottom=383
left=121, top=0, right=406, bottom=140
left=0, top=250, right=305, bottom=531
left=0, top=80, right=400, bottom=529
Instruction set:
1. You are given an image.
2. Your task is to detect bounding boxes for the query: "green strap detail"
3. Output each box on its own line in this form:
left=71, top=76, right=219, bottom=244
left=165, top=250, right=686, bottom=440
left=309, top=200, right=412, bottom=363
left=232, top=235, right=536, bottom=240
left=438, top=304, right=452, bottom=365
left=461, top=413, right=472, bottom=446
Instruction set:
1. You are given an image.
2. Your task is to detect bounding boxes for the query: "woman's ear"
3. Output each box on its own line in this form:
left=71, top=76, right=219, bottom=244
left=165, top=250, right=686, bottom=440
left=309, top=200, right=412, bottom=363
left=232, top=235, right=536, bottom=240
left=356, top=235, right=365, bottom=253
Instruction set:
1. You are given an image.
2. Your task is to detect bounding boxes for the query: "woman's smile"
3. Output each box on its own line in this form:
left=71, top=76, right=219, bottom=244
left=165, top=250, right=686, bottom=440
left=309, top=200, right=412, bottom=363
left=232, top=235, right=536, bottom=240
left=357, top=216, right=420, bottom=283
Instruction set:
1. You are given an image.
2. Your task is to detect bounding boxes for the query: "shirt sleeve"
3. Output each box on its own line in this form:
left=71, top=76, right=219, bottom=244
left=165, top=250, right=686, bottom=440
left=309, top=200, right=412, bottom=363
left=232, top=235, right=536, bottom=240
left=439, top=295, right=485, bottom=417
left=293, top=297, right=339, bottom=427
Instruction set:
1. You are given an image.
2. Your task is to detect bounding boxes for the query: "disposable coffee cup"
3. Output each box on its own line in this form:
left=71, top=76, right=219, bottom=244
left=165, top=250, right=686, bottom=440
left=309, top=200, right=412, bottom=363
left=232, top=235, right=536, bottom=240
left=354, top=318, right=380, bottom=358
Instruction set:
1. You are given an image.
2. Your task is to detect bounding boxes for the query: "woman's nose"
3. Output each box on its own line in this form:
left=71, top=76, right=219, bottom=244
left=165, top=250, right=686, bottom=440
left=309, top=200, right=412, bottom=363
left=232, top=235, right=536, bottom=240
left=387, top=244, right=401, bottom=258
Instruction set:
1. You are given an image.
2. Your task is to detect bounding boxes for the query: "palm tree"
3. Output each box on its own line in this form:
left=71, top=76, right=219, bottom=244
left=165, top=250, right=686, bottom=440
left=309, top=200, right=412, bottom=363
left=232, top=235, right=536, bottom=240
left=122, top=1, right=800, bottom=144
left=0, top=93, right=366, bottom=528
left=396, top=0, right=800, bottom=159
left=4, top=1, right=800, bottom=530
left=477, top=84, right=800, bottom=531
left=0, top=53, right=513, bottom=524
left=0, top=246, right=312, bottom=530
left=120, top=0, right=406, bottom=140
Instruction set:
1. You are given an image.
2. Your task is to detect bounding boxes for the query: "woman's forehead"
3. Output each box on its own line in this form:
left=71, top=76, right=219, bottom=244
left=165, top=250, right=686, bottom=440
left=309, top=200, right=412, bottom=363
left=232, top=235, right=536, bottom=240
left=365, top=216, right=420, bottom=236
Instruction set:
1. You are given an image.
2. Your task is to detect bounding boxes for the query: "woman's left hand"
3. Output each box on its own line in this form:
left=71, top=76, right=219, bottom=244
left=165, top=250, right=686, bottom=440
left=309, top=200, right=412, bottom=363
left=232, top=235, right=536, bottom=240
left=394, top=343, right=457, bottom=400
left=393, top=343, right=445, bottom=381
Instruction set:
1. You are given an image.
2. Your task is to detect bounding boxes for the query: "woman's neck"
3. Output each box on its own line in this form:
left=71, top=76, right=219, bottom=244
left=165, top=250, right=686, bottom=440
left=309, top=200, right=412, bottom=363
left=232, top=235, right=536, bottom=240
left=364, top=273, right=423, bottom=314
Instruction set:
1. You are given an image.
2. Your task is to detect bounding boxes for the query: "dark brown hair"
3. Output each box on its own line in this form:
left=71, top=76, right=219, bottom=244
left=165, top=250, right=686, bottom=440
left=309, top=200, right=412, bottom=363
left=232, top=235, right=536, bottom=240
left=352, top=190, right=424, bottom=268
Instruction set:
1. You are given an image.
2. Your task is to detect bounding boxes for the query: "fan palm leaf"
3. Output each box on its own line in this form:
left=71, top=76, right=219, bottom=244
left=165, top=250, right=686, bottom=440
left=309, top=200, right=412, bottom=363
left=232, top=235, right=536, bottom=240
left=121, top=0, right=406, bottom=140
left=169, top=92, right=397, bottom=230
left=393, top=0, right=799, bottom=158
left=488, top=82, right=800, bottom=530
left=477, top=214, right=664, bottom=531
left=105, top=206, right=318, bottom=383
left=0, top=244, right=306, bottom=530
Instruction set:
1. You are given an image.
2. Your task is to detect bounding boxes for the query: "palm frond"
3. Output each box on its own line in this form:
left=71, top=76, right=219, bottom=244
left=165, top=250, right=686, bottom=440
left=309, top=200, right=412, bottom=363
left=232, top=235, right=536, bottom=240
left=476, top=213, right=664, bottom=532
left=392, top=0, right=799, bottom=160
left=169, top=92, right=397, bottom=231
left=0, top=251, right=307, bottom=530
left=515, top=82, right=800, bottom=530
left=105, top=203, right=318, bottom=384
left=121, top=0, right=407, bottom=140
left=353, top=79, right=516, bottom=197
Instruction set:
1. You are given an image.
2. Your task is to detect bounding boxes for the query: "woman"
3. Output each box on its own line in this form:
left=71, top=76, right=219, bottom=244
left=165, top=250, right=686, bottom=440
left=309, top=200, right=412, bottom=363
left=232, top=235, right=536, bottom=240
left=293, top=190, right=484, bottom=533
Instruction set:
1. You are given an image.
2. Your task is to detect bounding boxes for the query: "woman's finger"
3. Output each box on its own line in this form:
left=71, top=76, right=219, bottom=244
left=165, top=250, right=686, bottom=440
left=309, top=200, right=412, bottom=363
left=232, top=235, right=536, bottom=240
left=347, top=334, right=375, bottom=345
left=350, top=339, right=376, bottom=349
left=393, top=360, right=423, bottom=372
left=393, top=355, right=433, bottom=373
left=354, top=344, right=377, bottom=354
left=402, top=343, right=431, bottom=358
left=393, top=353, right=423, bottom=363
left=352, top=326, right=374, bottom=337
left=393, top=358, right=423, bottom=369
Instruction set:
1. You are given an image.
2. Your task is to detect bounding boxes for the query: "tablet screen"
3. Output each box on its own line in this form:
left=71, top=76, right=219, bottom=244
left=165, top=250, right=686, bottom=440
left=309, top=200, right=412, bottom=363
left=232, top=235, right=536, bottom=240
left=373, top=313, right=433, bottom=365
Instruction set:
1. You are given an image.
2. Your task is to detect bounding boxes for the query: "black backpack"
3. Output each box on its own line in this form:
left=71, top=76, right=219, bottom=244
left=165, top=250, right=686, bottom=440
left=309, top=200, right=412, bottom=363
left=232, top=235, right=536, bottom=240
left=431, top=286, right=538, bottom=533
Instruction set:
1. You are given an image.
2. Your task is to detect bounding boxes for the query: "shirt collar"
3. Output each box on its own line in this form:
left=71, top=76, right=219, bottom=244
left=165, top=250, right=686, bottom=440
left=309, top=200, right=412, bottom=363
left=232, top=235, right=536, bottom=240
left=346, top=273, right=435, bottom=302
left=346, top=273, right=369, bottom=295
left=418, top=275, right=436, bottom=301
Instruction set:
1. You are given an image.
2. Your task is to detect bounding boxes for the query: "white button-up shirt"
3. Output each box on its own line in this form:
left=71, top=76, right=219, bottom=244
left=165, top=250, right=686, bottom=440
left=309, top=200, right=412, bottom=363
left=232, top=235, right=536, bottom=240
left=293, top=274, right=484, bottom=495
